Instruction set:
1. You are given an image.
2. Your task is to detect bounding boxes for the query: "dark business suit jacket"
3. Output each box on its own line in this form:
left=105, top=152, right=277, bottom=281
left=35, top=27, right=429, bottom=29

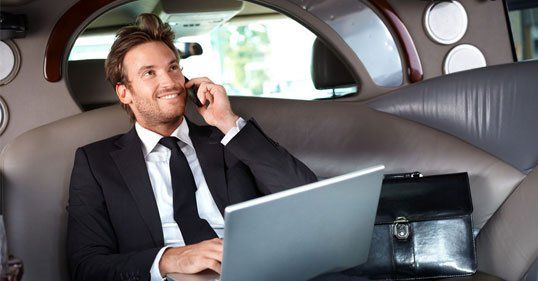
left=66, top=119, right=317, bottom=281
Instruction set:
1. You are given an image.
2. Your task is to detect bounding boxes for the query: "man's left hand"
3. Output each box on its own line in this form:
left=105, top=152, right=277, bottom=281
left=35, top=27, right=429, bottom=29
left=185, top=77, right=239, bottom=134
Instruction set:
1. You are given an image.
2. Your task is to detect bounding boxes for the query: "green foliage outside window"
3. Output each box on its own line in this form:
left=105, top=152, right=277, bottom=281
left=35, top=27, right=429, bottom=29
left=211, top=24, right=271, bottom=96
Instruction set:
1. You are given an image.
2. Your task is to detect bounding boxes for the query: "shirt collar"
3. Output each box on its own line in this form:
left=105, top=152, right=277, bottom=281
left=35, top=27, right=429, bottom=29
left=135, top=118, right=194, bottom=157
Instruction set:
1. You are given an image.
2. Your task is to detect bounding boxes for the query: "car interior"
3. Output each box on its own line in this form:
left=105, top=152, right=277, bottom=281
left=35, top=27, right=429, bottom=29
left=1, top=0, right=538, bottom=280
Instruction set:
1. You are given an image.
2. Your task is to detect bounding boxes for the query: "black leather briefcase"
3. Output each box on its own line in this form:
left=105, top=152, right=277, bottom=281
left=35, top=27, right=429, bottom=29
left=347, top=172, right=477, bottom=280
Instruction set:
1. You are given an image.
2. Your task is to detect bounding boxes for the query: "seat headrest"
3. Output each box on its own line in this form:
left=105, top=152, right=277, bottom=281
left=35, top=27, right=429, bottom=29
left=67, top=59, right=118, bottom=110
left=311, top=38, right=355, bottom=90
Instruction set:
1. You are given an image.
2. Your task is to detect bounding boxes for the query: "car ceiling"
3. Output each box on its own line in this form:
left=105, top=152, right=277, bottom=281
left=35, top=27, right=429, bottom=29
left=86, top=0, right=277, bottom=31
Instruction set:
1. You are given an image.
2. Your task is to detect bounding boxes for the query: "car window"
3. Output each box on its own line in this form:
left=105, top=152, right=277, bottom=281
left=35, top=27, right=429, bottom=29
left=287, top=0, right=404, bottom=88
left=507, top=2, right=538, bottom=61
left=69, top=14, right=355, bottom=100
left=177, top=16, right=357, bottom=100
left=68, top=1, right=406, bottom=100
left=69, top=33, right=116, bottom=61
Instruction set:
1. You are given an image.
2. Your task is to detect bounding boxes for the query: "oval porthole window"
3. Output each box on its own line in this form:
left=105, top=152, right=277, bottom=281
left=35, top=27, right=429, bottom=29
left=444, top=44, right=487, bottom=74
left=424, top=0, right=468, bottom=45
left=0, top=96, right=9, bottom=135
left=0, top=40, right=21, bottom=85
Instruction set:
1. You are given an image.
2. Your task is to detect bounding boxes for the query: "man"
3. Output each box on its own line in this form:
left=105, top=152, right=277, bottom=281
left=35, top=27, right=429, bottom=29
left=66, top=13, right=317, bottom=281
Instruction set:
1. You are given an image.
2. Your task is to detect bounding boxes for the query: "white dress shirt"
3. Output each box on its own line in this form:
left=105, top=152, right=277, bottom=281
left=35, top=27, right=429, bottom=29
left=135, top=118, right=246, bottom=280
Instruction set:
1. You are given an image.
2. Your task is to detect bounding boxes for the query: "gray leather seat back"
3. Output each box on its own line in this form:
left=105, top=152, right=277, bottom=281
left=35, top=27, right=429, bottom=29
left=224, top=97, right=525, bottom=231
left=364, top=60, right=538, bottom=280
left=369, top=61, right=538, bottom=174
left=0, top=105, right=131, bottom=281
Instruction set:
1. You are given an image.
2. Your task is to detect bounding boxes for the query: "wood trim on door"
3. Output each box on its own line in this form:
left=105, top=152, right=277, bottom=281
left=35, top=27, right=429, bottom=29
left=44, top=0, right=115, bottom=82
left=44, top=0, right=424, bottom=84
left=371, top=0, right=424, bottom=83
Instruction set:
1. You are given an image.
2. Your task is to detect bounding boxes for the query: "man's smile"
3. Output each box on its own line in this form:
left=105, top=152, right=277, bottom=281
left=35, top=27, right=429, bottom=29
left=158, top=93, right=180, bottom=100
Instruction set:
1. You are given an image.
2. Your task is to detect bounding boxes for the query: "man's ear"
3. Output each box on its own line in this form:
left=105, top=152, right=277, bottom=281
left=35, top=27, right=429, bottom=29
left=116, top=83, right=132, bottom=105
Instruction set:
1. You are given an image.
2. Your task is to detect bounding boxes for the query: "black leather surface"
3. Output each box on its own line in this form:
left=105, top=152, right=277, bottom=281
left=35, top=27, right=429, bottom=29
left=350, top=173, right=476, bottom=279
left=377, top=173, right=472, bottom=223
left=349, top=216, right=476, bottom=279
left=437, top=272, right=504, bottom=281
left=351, top=216, right=476, bottom=279
left=309, top=271, right=502, bottom=281
left=309, top=271, right=501, bottom=281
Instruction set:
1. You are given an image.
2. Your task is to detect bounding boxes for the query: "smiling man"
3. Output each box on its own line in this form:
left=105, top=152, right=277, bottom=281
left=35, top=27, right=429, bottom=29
left=66, top=13, right=317, bottom=281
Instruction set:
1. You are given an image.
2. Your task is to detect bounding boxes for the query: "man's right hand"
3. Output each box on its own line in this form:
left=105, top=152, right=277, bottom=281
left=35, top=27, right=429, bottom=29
left=159, top=238, right=223, bottom=276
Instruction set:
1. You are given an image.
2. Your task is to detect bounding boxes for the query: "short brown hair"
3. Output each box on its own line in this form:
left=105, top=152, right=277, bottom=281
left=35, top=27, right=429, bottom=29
left=105, top=13, right=179, bottom=120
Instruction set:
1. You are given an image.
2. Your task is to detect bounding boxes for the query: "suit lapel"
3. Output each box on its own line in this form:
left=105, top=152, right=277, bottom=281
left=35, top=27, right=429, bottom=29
left=187, top=120, right=229, bottom=215
left=110, top=128, right=164, bottom=246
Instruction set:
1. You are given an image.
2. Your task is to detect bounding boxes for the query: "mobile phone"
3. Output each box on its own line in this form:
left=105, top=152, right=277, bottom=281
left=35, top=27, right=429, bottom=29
left=184, top=77, right=203, bottom=107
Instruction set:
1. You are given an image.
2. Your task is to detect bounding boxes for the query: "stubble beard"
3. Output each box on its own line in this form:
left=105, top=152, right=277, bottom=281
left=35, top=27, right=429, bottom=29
left=131, top=87, right=186, bottom=128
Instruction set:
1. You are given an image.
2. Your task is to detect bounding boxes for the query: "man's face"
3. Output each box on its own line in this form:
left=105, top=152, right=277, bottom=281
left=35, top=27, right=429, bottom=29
left=118, top=41, right=186, bottom=127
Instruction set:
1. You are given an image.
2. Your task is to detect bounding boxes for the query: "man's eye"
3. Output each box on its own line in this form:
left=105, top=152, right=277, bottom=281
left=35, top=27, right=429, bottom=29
left=142, top=70, right=154, bottom=77
left=170, top=65, right=180, bottom=71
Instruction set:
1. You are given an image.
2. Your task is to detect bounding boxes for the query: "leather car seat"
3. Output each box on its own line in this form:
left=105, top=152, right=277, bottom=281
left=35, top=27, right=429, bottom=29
left=1, top=41, right=537, bottom=281
left=309, top=37, right=538, bottom=281
left=1, top=105, right=131, bottom=281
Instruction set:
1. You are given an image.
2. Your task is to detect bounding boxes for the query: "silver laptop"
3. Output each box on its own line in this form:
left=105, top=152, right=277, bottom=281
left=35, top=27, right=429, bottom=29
left=168, top=165, right=384, bottom=281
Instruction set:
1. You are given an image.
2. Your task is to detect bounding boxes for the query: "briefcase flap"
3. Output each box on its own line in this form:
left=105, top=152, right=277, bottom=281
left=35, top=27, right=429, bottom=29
left=375, top=172, right=472, bottom=224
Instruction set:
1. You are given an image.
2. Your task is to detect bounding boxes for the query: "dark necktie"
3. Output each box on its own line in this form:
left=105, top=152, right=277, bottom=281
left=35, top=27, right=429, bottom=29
left=159, top=136, right=218, bottom=245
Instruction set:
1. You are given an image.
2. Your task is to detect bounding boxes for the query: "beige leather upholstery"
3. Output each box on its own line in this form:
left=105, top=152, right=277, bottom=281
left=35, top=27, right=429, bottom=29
left=224, top=98, right=525, bottom=229
left=477, top=167, right=538, bottom=281
left=0, top=96, right=529, bottom=280
left=0, top=106, right=131, bottom=281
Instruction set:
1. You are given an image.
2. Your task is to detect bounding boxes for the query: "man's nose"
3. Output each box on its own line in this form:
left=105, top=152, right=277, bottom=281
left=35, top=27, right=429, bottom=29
left=158, top=71, right=177, bottom=87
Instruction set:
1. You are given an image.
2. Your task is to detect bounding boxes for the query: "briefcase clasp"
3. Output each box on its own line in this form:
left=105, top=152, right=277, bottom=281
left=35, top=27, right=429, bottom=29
left=393, top=217, right=410, bottom=240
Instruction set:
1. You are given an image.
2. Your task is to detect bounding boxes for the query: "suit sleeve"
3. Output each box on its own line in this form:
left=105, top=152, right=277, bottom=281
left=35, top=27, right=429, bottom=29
left=67, top=148, right=160, bottom=281
left=224, top=119, right=318, bottom=195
